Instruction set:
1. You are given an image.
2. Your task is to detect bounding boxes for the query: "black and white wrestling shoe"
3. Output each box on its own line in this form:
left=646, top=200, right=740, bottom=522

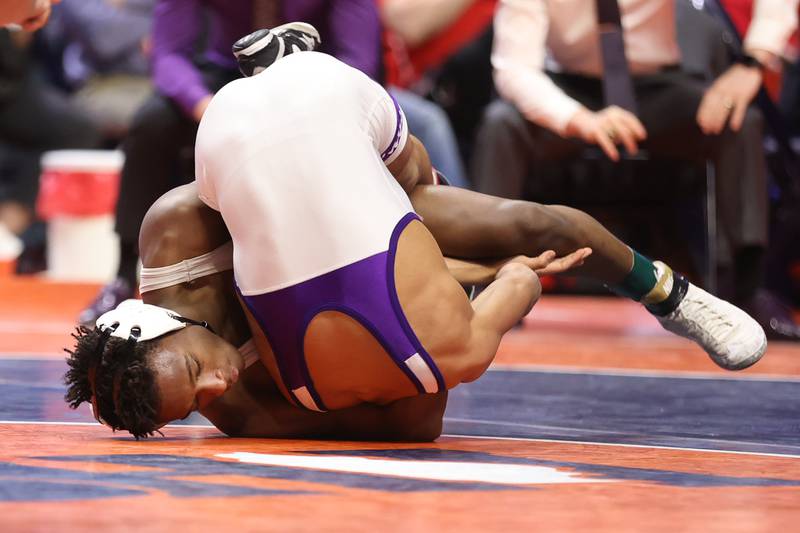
left=233, top=22, right=321, bottom=77
left=648, top=262, right=767, bottom=370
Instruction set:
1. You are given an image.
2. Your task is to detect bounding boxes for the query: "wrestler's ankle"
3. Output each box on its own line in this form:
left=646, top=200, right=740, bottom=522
left=608, top=249, right=687, bottom=315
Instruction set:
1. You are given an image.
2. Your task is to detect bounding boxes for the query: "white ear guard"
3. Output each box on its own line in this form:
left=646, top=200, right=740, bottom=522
left=95, top=299, right=195, bottom=342
left=90, top=300, right=213, bottom=429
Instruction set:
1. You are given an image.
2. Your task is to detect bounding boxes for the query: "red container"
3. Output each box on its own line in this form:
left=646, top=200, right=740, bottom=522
left=36, top=150, right=123, bottom=220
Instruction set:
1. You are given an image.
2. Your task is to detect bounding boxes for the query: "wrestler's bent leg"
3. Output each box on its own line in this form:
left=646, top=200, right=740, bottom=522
left=409, top=184, right=767, bottom=371
left=409, top=184, right=632, bottom=283
left=394, top=220, right=541, bottom=388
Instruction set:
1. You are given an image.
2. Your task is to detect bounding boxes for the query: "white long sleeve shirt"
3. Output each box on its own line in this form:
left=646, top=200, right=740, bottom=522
left=493, top=0, right=799, bottom=135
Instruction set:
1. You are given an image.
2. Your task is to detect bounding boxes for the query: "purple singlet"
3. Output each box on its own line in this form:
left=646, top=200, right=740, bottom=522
left=238, top=213, right=445, bottom=411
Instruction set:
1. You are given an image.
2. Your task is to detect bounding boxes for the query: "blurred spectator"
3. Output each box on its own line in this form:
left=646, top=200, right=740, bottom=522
left=471, top=0, right=799, bottom=340
left=1, top=0, right=60, bottom=32
left=0, top=28, right=101, bottom=263
left=80, top=0, right=383, bottom=323
left=389, top=85, right=468, bottom=187
left=781, top=57, right=800, bottom=135
left=779, top=6, right=800, bottom=135
left=55, top=0, right=155, bottom=140
left=380, top=0, right=497, bottom=181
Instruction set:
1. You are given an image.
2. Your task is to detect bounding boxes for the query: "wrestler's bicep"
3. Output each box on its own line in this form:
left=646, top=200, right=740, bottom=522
left=386, top=135, right=435, bottom=194
left=368, top=86, right=433, bottom=193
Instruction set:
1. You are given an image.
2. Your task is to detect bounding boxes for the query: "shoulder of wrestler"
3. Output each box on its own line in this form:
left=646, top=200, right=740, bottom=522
left=139, top=182, right=230, bottom=267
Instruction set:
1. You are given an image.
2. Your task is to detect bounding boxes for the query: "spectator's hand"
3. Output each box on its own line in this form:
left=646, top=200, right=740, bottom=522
left=696, top=63, right=762, bottom=135
left=19, top=9, right=49, bottom=31
left=140, top=35, right=152, bottom=58
left=565, top=106, right=647, bottom=162
left=17, top=0, right=59, bottom=32
left=192, top=95, right=213, bottom=123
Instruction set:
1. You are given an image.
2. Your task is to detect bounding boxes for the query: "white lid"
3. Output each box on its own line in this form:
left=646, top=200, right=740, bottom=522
left=41, top=150, right=125, bottom=172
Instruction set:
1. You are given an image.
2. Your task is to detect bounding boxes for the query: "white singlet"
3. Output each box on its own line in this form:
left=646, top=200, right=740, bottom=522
left=194, top=52, right=412, bottom=296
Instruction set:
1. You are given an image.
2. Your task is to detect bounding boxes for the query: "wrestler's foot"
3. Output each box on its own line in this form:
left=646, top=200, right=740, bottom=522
left=233, top=22, right=321, bottom=77
left=654, top=282, right=767, bottom=370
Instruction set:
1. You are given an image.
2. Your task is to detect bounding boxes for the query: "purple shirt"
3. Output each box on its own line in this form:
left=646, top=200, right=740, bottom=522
left=152, top=0, right=381, bottom=116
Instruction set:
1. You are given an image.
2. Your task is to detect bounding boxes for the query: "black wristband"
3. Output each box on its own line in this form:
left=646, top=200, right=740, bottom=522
left=735, top=53, right=764, bottom=70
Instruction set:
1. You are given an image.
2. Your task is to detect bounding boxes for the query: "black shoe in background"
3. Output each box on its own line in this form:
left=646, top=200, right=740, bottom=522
left=77, top=277, right=134, bottom=327
left=741, top=288, right=800, bottom=342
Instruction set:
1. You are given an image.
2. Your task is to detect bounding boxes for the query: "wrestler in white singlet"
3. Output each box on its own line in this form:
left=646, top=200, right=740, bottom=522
left=195, top=52, right=444, bottom=412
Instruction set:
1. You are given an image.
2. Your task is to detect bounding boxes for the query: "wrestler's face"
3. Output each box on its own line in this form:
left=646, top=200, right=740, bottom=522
left=149, top=326, right=245, bottom=426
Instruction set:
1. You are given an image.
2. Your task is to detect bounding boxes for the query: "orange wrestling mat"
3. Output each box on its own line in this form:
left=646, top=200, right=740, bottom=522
left=1, top=277, right=798, bottom=532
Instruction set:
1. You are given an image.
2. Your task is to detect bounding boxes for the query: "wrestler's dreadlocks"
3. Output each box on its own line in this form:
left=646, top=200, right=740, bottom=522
left=64, top=325, right=161, bottom=439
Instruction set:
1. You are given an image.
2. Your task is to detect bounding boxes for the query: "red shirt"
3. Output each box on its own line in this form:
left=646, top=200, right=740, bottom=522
left=382, top=0, right=497, bottom=88
left=719, top=0, right=798, bottom=54
left=718, top=0, right=799, bottom=98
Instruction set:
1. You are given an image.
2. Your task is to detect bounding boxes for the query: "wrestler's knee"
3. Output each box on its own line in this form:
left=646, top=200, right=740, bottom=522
left=498, top=262, right=541, bottom=322
left=498, top=261, right=542, bottom=298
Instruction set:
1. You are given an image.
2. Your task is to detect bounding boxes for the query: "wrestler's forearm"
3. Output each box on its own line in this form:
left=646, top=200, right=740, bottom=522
left=455, top=264, right=542, bottom=383
left=444, top=257, right=502, bottom=285
left=209, top=384, right=447, bottom=442
left=322, top=391, right=447, bottom=442
left=472, top=264, right=541, bottom=334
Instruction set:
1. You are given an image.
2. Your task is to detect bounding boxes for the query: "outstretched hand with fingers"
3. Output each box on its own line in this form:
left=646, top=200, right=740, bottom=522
left=499, top=248, right=593, bottom=276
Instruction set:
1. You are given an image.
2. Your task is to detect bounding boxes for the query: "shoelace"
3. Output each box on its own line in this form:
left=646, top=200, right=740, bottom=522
left=675, top=297, right=736, bottom=346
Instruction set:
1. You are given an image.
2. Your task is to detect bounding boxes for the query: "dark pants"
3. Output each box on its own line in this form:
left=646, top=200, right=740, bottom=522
left=0, top=74, right=101, bottom=206
left=471, top=69, right=769, bottom=293
left=114, top=64, right=240, bottom=245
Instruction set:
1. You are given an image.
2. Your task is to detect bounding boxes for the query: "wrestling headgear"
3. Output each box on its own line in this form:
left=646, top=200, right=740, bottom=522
left=95, top=299, right=212, bottom=342
left=90, top=300, right=213, bottom=428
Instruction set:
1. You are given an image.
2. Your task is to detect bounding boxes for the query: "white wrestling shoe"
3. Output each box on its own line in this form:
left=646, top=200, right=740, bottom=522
left=656, top=282, right=767, bottom=370
left=233, top=22, right=321, bottom=77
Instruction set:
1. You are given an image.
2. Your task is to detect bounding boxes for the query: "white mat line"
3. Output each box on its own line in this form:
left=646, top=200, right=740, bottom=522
left=445, top=418, right=800, bottom=451
left=0, top=420, right=795, bottom=460
left=3, top=355, right=798, bottom=383
left=442, top=433, right=800, bottom=459
left=488, top=364, right=800, bottom=383
left=0, top=420, right=215, bottom=428
left=0, top=353, right=64, bottom=359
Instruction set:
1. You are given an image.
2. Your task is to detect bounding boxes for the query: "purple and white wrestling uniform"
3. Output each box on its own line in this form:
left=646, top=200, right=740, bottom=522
left=194, top=52, right=445, bottom=412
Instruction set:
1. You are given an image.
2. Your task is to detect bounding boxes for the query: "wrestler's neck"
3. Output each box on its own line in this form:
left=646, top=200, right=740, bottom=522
left=143, top=274, right=250, bottom=347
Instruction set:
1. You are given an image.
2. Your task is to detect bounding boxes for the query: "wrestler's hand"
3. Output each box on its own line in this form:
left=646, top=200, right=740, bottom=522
left=501, top=248, right=592, bottom=276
